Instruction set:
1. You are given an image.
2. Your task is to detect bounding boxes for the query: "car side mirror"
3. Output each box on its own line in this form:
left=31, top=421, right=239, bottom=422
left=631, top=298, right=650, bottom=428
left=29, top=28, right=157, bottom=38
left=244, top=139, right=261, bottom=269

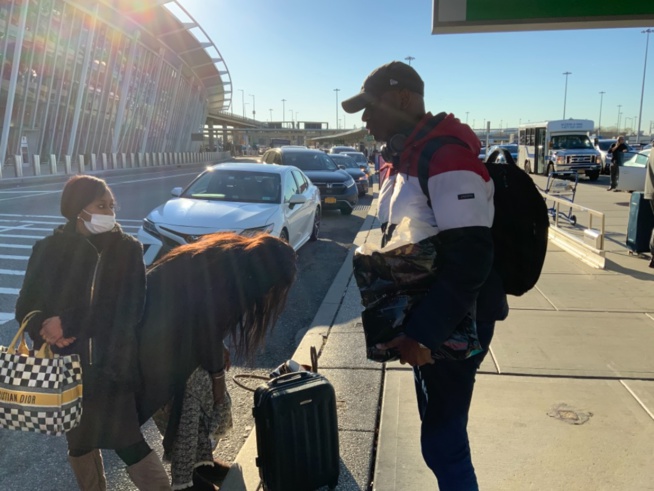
left=288, top=194, right=307, bottom=205
left=171, top=187, right=183, bottom=197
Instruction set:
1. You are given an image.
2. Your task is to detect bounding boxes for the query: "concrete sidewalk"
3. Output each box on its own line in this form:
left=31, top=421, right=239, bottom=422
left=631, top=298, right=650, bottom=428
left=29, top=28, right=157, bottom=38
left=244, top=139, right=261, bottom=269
left=222, top=176, right=654, bottom=491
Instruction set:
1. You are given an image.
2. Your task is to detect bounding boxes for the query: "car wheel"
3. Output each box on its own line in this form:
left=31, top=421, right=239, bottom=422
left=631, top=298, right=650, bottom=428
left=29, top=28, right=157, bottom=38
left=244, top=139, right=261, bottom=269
left=341, top=206, right=354, bottom=216
left=279, top=229, right=289, bottom=243
left=310, top=207, right=321, bottom=241
left=587, top=171, right=599, bottom=181
left=524, top=161, right=531, bottom=174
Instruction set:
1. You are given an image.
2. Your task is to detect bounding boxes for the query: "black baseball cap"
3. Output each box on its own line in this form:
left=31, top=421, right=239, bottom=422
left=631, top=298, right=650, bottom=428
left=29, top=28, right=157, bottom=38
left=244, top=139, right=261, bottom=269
left=341, top=61, right=424, bottom=114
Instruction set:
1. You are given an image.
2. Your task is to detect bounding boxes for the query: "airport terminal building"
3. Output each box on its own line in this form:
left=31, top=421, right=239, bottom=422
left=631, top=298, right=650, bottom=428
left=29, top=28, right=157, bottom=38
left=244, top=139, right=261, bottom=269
left=0, top=0, right=232, bottom=175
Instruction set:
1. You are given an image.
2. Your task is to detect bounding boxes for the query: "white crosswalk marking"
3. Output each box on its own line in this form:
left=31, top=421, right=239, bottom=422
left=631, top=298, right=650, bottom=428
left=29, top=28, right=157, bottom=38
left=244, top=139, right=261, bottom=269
left=0, top=287, right=20, bottom=295
left=0, top=243, right=32, bottom=249
left=0, top=269, right=24, bottom=276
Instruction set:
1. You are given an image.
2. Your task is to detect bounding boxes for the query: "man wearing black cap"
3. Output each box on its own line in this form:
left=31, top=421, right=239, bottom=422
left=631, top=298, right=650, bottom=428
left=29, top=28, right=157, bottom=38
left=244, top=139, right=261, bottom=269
left=343, top=61, right=506, bottom=490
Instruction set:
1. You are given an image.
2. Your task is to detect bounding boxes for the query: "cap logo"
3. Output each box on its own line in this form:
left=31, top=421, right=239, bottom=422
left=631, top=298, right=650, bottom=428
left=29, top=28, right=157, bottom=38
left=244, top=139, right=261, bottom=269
left=389, top=79, right=398, bottom=86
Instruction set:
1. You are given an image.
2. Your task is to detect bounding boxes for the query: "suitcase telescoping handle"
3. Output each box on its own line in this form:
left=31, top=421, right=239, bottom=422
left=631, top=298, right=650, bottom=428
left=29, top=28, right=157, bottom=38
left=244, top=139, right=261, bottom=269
left=268, top=370, right=315, bottom=387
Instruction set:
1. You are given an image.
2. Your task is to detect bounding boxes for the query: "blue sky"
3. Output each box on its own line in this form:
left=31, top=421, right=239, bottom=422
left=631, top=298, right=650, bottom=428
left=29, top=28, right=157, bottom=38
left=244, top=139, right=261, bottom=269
left=176, top=0, right=653, bottom=136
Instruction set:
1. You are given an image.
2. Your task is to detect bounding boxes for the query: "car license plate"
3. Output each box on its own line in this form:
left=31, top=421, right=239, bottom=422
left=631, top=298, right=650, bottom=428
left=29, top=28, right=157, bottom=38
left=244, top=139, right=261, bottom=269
left=325, top=197, right=337, bottom=204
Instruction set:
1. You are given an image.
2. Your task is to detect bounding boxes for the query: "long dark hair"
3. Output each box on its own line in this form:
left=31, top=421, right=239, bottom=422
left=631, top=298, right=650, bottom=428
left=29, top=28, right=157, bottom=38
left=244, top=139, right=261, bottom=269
left=149, top=232, right=297, bottom=361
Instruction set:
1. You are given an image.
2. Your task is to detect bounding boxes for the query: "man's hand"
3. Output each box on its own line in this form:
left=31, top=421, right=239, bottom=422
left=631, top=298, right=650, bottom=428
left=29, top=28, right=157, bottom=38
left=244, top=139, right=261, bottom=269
left=376, top=334, right=434, bottom=367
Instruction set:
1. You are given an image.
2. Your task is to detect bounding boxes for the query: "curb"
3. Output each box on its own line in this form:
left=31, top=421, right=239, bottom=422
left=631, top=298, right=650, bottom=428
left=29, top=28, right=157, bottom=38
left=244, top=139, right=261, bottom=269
left=220, top=189, right=380, bottom=491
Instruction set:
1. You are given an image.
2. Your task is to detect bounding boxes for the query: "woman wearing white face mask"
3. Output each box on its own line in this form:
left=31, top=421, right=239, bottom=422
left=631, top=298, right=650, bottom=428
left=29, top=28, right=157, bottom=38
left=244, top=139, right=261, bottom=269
left=15, top=175, right=171, bottom=490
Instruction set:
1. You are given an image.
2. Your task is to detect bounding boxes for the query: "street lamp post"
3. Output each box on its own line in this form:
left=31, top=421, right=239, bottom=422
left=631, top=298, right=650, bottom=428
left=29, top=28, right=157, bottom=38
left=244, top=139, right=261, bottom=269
left=282, top=99, right=286, bottom=125
left=334, top=88, right=340, bottom=129
left=617, top=104, right=622, bottom=134
left=597, top=90, right=606, bottom=138
left=269, top=108, right=273, bottom=121
left=249, top=94, right=256, bottom=120
left=295, top=111, right=299, bottom=126
left=405, top=56, right=415, bottom=66
left=239, top=89, right=245, bottom=118
left=636, top=28, right=652, bottom=145
left=562, top=71, right=572, bottom=119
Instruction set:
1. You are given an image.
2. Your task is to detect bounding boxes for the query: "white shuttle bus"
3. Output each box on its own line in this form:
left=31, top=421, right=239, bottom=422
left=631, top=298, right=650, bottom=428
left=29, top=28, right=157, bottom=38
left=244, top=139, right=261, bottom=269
left=517, top=119, right=601, bottom=180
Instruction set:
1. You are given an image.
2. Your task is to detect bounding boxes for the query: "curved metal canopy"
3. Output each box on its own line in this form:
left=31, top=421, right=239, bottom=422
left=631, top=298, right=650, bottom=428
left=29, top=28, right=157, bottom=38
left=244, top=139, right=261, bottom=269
left=82, top=0, right=232, bottom=115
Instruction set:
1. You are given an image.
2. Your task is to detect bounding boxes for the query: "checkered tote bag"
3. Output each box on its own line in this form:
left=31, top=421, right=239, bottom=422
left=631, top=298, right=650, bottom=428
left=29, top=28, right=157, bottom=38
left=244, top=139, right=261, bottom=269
left=0, top=311, right=83, bottom=436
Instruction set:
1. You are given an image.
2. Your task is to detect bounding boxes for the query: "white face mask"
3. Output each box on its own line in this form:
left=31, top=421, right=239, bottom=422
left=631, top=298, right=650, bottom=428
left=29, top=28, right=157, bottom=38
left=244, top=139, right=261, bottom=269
left=80, top=210, right=116, bottom=234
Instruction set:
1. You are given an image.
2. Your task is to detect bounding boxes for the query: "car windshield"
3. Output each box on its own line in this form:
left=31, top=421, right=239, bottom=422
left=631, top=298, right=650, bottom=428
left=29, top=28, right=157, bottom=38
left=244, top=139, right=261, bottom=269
left=551, top=135, right=593, bottom=149
left=500, top=144, right=518, bottom=153
left=343, top=152, right=367, bottom=163
left=183, top=170, right=281, bottom=203
left=330, top=155, right=358, bottom=168
left=597, top=140, right=614, bottom=151
left=285, top=152, right=338, bottom=171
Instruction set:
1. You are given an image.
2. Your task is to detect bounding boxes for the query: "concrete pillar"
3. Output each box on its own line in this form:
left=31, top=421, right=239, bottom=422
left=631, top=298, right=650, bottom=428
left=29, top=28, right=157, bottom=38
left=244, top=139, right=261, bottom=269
left=33, top=155, right=41, bottom=176
left=78, top=155, right=85, bottom=174
left=14, top=155, right=23, bottom=178
left=90, top=154, right=97, bottom=171
left=121, top=153, right=127, bottom=168
left=130, top=153, right=135, bottom=168
left=64, top=155, right=72, bottom=174
left=112, top=153, right=118, bottom=169
left=101, top=153, right=108, bottom=170
left=50, top=154, right=57, bottom=174
left=145, top=153, right=151, bottom=167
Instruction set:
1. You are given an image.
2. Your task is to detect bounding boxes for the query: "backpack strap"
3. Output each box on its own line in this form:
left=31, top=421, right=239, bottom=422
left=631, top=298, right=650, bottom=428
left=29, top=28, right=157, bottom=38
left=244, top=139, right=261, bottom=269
left=417, top=136, right=469, bottom=208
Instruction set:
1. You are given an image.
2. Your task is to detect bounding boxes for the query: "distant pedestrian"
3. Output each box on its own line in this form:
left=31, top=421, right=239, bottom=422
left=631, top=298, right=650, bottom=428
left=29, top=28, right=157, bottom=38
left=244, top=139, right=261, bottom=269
left=607, top=136, right=628, bottom=191
left=644, top=148, right=654, bottom=268
left=342, top=61, right=507, bottom=490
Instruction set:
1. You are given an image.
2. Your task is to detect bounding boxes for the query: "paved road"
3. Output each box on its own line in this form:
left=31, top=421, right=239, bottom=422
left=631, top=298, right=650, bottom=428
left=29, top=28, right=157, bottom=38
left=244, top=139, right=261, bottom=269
left=0, top=163, right=373, bottom=489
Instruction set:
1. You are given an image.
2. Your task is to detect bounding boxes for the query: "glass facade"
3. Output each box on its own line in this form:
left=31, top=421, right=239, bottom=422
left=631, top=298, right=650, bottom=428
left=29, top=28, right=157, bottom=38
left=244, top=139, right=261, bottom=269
left=0, top=0, right=220, bottom=168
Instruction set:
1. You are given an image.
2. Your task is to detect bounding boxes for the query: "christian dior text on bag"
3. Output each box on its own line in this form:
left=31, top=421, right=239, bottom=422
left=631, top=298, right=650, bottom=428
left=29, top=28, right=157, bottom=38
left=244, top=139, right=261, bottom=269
left=0, top=311, right=83, bottom=436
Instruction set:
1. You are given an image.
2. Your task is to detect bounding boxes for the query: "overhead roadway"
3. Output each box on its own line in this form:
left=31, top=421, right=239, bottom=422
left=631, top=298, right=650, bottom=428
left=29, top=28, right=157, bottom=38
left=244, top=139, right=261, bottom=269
left=308, top=128, right=369, bottom=145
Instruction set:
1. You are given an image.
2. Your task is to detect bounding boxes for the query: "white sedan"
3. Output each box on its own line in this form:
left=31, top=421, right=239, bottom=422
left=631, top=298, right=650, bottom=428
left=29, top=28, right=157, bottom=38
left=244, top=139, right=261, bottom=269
left=616, top=149, right=651, bottom=192
left=138, top=162, right=321, bottom=266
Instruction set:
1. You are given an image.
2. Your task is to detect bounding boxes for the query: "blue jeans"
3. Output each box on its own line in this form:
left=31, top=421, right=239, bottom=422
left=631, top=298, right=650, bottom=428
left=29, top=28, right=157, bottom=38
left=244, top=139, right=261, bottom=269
left=413, top=273, right=507, bottom=490
left=413, top=357, right=479, bottom=490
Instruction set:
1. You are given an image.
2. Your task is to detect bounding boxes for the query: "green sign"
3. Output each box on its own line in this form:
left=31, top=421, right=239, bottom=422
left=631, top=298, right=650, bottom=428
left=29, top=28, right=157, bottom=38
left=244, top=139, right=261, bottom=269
left=432, top=0, right=654, bottom=34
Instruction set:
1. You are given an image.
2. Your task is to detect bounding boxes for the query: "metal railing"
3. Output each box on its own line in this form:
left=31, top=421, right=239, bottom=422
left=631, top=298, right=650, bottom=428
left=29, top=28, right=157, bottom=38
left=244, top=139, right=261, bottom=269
left=540, top=190, right=606, bottom=268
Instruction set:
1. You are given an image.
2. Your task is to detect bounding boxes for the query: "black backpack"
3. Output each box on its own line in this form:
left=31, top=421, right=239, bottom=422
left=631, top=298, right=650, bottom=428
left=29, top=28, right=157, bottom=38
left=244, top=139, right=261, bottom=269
left=417, top=139, right=549, bottom=296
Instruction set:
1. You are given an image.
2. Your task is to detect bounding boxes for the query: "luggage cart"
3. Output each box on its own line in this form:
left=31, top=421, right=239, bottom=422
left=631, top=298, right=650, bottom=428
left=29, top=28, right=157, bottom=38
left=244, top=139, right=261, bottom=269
left=545, top=171, right=578, bottom=225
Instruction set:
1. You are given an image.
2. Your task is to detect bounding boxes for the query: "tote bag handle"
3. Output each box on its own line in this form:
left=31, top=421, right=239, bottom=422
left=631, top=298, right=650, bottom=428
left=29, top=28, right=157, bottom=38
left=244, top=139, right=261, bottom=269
left=7, top=311, right=43, bottom=355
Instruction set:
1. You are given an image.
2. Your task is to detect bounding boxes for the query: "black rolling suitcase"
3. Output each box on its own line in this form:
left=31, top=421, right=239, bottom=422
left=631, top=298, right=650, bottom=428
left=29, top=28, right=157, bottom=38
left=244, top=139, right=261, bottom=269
left=626, top=192, right=654, bottom=254
left=253, top=371, right=339, bottom=491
